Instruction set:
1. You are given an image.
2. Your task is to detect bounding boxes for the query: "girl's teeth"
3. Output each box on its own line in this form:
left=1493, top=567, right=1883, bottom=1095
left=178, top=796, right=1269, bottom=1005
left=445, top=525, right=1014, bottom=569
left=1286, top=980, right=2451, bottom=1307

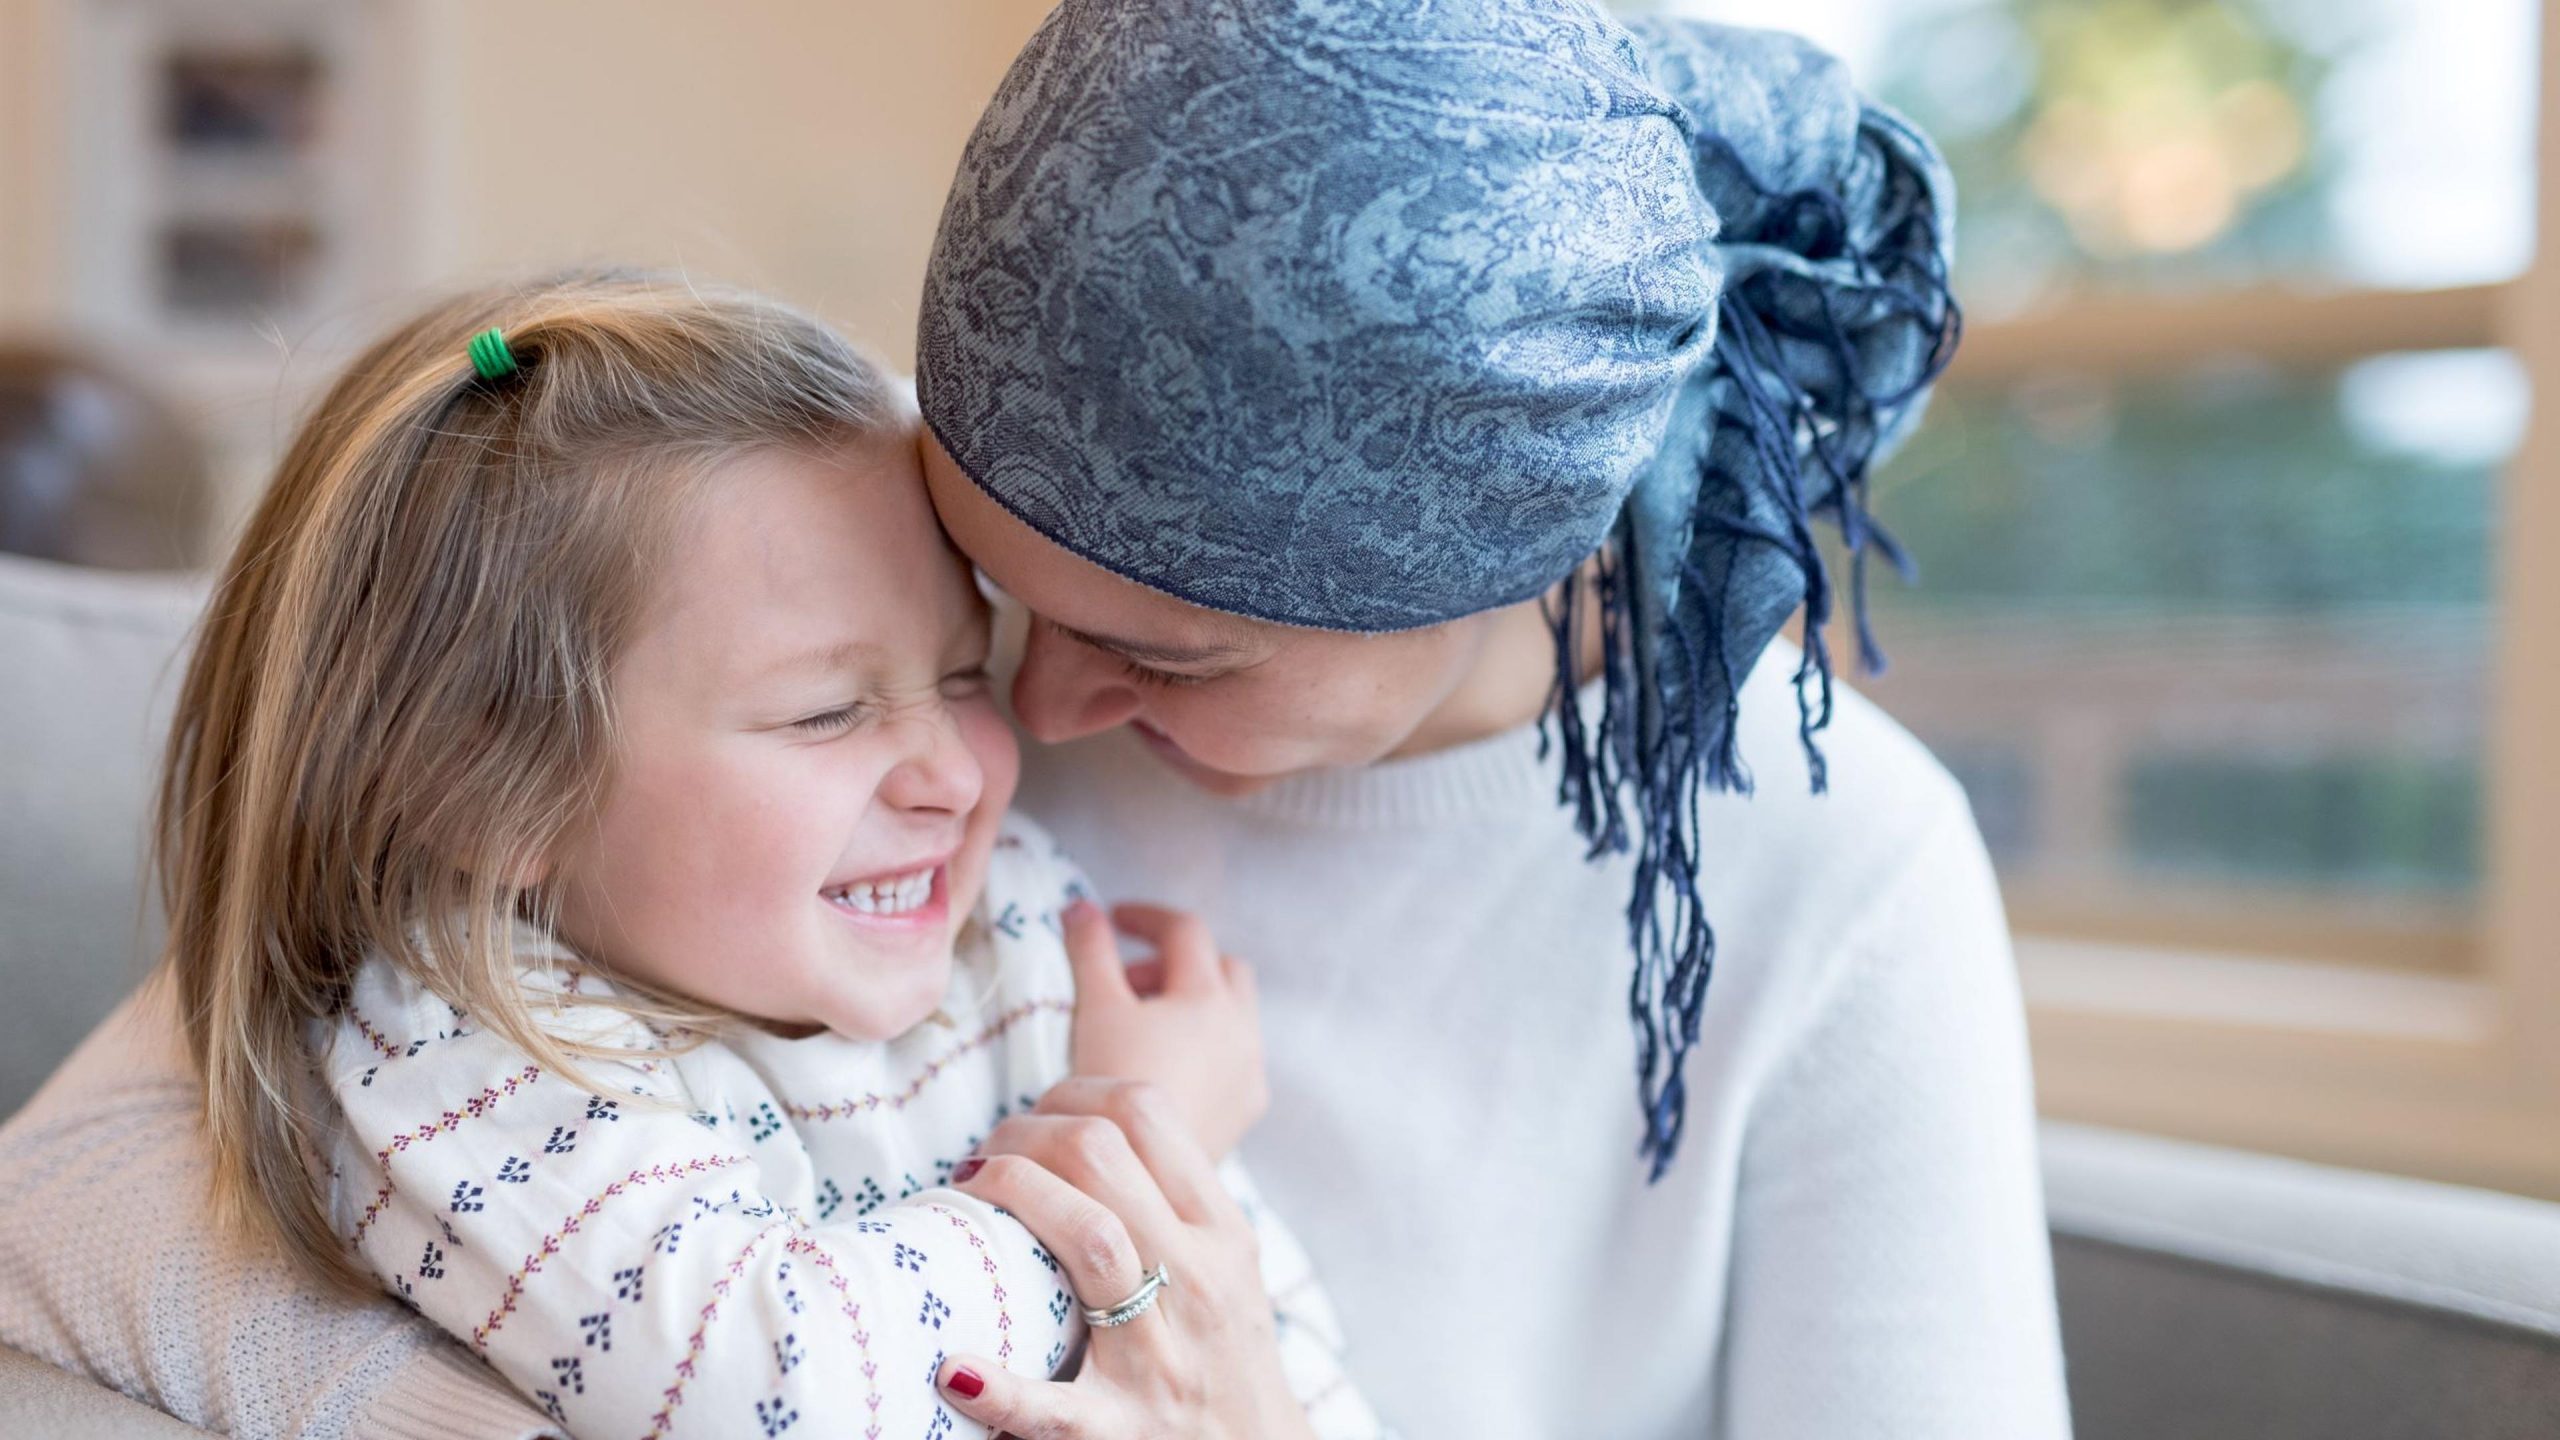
left=831, top=868, right=934, bottom=916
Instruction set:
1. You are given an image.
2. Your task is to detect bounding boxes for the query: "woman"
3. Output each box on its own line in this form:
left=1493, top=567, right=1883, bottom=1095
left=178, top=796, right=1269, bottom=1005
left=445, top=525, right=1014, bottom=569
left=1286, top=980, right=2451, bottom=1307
left=910, top=5, right=2064, bottom=1437
left=0, top=4, right=2065, bottom=1438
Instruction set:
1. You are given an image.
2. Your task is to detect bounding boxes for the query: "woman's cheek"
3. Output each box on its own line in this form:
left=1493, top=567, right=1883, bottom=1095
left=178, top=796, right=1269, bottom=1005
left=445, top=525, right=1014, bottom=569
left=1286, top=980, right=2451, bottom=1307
left=1172, top=685, right=1334, bottom=776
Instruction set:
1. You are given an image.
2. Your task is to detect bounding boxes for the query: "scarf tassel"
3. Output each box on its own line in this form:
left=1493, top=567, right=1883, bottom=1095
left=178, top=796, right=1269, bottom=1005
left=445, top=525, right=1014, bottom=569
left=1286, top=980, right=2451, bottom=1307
left=1542, top=111, right=1961, bottom=1179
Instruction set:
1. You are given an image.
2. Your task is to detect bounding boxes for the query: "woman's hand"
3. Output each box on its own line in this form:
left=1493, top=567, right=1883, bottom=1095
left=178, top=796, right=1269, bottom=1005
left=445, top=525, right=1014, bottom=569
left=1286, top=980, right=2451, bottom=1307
left=1064, top=899, right=1269, bottom=1160
left=934, top=1077, right=1315, bottom=1440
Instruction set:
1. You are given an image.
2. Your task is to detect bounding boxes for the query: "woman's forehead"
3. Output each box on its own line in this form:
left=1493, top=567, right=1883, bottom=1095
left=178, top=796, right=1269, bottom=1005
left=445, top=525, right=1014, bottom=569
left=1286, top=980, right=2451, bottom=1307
left=918, top=432, right=1269, bottom=659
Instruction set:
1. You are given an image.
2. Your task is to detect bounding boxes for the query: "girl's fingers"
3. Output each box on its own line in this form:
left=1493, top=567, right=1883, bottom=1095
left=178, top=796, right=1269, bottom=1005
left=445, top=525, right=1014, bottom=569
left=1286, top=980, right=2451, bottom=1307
left=1033, top=1077, right=1230, bottom=1225
left=955, top=1151, right=1151, bottom=1318
left=1061, top=899, right=1134, bottom=1003
left=938, top=1354, right=1123, bottom=1440
left=1108, top=903, right=1222, bottom=994
left=1120, top=956, right=1168, bottom=997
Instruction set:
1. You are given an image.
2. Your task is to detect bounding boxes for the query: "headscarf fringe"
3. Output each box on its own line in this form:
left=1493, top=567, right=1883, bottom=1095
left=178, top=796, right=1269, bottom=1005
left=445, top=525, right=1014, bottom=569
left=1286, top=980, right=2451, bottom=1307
left=1544, top=106, right=1961, bottom=1179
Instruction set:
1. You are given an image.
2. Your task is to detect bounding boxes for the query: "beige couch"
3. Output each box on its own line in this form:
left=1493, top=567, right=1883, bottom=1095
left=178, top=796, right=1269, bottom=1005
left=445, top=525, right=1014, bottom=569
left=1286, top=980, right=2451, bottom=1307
left=4, top=550, right=2557, bottom=1438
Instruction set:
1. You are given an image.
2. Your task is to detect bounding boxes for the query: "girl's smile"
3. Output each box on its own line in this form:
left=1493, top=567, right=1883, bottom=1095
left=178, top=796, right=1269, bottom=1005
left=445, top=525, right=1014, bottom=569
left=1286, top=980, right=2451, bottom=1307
left=821, top=854, right=952, bottom=929
left=544, top=431, right=1021, bottom=1043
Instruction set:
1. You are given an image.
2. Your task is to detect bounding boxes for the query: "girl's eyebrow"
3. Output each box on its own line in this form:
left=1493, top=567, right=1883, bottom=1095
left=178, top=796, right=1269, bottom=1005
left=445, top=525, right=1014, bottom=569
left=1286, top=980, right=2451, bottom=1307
left=761, top=639, right=884, bottom=678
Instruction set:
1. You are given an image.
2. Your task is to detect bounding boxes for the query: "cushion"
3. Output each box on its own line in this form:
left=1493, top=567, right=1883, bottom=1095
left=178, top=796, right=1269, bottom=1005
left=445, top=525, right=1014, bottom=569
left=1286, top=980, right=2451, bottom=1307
left=0, top=554, right=201, bottom=1116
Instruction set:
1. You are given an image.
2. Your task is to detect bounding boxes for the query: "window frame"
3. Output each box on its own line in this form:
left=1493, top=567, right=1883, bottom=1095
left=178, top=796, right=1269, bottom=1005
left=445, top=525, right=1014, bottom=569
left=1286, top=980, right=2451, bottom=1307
left=1957, top=12, right=2560, bottom=1200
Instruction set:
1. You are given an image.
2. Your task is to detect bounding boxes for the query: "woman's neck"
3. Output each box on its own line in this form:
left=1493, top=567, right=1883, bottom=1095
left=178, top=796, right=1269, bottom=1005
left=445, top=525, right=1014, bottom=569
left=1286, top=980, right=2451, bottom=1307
left=1389, top=569, right=1605, bottom=760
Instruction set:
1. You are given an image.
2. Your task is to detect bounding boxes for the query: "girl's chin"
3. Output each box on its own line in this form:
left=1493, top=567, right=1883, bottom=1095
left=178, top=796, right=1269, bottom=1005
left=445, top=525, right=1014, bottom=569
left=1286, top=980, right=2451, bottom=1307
left=798, top=972, right=954, bottom=1045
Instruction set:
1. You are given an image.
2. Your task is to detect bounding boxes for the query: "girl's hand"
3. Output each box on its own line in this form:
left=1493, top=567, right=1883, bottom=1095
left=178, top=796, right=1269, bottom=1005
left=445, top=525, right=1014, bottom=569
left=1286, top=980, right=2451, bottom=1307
left=935, top=1077, right=1316, bottom=1440
left=1064, top=900, right=1269, bottom=1160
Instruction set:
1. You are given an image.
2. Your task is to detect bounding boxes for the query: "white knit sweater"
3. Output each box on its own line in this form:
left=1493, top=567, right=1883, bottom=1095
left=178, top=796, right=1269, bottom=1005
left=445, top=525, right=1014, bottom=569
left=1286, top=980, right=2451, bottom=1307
left=1014, top=644, right=2073, bottom=1438
left=0, top=643, right=2070, bottom=1437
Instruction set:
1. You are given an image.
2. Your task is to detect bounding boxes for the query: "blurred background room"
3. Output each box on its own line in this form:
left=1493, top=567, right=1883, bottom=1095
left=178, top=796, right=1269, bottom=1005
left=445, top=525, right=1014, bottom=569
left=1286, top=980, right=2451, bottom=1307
left=1, top=0, right=2555, bottom=1434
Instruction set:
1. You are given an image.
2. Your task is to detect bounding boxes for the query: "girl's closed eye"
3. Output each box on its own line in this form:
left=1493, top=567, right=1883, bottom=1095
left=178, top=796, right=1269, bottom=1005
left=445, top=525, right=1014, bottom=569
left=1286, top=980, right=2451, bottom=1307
left=797, top=667, right=985, bottom=732
left=790, top=702, right=872, bottom=735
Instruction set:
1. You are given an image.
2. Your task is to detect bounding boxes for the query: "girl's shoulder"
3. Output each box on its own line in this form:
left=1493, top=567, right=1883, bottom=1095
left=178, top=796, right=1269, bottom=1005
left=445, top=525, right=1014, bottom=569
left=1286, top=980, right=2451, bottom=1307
left=314, top=926, right=671, bottom=1097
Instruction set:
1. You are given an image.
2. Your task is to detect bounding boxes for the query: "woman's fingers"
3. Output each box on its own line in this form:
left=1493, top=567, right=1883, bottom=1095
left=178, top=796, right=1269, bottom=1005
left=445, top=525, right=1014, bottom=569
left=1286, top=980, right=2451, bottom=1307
left=978, top=1111, right=1188, bottom=1242
left=955, top=1146, right=1151, bottom=1312
left=1108, top=902, right=1223, bottom=994
left=938, top=1353, right=1124, bottom=1440
left=1034, top=1077, right=1232, bottom=1226
left=1061, top=900, right=1134, bottom=1003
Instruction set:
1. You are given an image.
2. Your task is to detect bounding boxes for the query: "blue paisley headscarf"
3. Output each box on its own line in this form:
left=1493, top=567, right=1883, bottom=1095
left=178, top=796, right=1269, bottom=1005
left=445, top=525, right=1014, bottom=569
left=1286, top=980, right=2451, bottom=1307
left=916, top=0, right=1958, bottom=1178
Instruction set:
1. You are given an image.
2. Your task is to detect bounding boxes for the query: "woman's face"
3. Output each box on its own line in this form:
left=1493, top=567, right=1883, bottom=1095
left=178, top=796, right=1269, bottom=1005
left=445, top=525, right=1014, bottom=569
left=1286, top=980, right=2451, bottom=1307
left=545, top=436, right=1019, bottom=1040
left=921, top=435, right=1509, bottom=796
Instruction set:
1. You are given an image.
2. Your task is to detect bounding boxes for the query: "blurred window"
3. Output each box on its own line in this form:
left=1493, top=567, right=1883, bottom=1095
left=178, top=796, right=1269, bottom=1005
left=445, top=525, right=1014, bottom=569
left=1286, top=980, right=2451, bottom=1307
left=1641, top=0, right=2540, bottom=978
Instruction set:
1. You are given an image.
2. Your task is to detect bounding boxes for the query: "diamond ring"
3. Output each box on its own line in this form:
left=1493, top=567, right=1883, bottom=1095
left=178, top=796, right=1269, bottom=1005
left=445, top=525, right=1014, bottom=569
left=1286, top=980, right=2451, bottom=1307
left=1081, top=1263, right=1171, bottom=1328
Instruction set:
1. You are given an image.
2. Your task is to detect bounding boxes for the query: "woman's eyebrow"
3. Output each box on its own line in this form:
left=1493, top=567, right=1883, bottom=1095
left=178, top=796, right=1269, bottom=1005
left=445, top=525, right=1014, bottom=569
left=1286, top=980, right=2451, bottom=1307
left=1054, top=622, right=1254, bottom=668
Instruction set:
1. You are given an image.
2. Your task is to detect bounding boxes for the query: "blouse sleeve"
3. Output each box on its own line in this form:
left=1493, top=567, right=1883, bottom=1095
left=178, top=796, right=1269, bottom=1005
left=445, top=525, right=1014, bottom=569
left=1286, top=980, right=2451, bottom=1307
left=1223, top=1158, right=1397, bottom=1439
left=324, top=982, right=1075, bottom=1440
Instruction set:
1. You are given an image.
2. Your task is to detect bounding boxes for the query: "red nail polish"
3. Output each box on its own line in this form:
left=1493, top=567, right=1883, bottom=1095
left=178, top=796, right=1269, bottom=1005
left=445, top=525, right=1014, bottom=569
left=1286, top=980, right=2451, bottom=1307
left=947, top=1365, right=985, bottom=1399
left=952, top=1156, right=984, bottom=1183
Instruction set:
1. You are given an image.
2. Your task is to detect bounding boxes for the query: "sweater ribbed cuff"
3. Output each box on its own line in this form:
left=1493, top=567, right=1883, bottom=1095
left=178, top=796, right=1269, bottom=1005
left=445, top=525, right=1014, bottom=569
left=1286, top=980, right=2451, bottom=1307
left=354, top=1344, right=561, bottom=1440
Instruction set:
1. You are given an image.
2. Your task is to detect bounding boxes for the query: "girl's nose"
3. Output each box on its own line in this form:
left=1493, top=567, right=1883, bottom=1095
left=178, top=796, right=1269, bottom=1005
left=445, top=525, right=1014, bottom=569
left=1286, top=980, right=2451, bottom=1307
left=880, top=702, right=985, bottom=818
left=1010, top=618, right=1142, bottom=745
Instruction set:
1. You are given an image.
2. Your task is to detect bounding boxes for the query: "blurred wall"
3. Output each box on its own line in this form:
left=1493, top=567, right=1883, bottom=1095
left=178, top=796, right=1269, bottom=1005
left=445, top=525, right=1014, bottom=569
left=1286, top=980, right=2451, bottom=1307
left=0, top=0, right=1058, bottom=539
left=0, top=0, right=69, bottom=332
left=419, top=1, right=1055, bottom=366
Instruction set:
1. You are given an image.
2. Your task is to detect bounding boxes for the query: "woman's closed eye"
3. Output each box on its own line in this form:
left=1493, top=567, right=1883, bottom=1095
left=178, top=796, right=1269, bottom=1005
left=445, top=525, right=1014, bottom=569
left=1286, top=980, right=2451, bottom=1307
left=1115, top=656, right=1214, bottom=691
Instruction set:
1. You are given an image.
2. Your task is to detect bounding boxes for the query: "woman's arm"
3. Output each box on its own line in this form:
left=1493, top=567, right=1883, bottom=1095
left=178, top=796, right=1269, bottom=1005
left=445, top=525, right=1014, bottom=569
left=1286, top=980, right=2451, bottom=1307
left=0, top=983, right=551, bottom=1437
left=1715, top=804, right=2072, bottom=1439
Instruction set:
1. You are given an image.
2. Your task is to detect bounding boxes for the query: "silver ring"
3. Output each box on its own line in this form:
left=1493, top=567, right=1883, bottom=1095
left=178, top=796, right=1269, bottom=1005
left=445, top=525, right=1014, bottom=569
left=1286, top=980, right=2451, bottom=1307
left=1081, top=1263, right=1171, bottom=1328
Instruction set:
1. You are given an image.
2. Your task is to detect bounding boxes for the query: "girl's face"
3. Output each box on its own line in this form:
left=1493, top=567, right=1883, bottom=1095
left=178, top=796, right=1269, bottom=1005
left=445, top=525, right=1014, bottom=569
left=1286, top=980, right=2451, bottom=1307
left=545, top=435, right=1019, bottom=1041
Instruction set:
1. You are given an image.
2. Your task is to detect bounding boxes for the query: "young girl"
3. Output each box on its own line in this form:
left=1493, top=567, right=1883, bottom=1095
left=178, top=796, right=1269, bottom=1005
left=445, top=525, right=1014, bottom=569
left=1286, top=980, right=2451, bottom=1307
left=158, top=271, right=1382, bottom=1439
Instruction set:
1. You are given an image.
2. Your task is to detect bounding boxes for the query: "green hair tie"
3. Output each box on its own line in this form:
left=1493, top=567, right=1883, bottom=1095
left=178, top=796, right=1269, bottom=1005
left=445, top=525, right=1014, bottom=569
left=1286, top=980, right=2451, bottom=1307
left=467, top=327, right=520, bottom=381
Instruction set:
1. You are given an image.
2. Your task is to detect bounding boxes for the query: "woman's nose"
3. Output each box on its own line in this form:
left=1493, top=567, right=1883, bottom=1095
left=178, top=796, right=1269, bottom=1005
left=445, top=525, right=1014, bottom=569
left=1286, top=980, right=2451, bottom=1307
left=1010, top=619, right=1142, bottom=744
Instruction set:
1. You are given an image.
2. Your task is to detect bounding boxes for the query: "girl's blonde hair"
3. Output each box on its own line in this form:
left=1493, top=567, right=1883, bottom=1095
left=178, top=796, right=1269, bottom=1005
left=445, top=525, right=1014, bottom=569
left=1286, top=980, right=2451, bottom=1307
left=157, top=270, right=902, bottom=1290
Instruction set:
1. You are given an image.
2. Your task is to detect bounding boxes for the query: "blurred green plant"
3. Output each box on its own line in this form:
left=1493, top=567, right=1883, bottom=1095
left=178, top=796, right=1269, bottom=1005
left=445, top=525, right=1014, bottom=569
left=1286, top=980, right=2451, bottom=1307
left=2126, top=752, right=2479, bottom=891
left=1871, top=0, right=2365, bottom=305
left=1870, top=356, right=2501, bottom=612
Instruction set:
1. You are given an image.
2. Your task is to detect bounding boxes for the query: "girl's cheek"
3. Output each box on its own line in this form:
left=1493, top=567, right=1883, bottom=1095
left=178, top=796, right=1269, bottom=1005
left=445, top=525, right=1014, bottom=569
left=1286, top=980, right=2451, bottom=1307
left=942, top=699, right=1018, bottom=923
left=957, top=697, right=1022, bottom=817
